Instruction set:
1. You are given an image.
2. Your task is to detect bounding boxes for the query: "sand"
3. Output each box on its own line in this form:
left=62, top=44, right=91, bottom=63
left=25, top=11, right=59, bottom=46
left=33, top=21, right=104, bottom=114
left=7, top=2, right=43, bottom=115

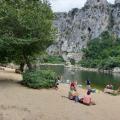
left=0, top=68, right=120, bottom=120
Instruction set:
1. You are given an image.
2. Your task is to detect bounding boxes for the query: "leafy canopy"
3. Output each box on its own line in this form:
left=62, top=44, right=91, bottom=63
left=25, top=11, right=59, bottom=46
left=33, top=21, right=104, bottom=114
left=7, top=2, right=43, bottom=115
left=0, top=0, right=55, bottom=65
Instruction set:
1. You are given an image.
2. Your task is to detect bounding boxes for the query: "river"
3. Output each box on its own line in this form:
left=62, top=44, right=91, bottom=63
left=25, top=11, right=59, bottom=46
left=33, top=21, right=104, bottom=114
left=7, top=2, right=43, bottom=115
left=40, top=65, right=120, bottom=90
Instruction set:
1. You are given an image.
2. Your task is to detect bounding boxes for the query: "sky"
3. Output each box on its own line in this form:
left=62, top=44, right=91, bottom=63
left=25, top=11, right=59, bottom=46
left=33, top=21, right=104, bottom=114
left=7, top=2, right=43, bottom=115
left=49, top=0, right=115, bottom=12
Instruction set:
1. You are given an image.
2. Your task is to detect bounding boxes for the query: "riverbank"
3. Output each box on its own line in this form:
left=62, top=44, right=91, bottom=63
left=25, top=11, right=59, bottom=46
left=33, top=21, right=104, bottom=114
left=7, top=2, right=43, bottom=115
left=0, top=70, right=120, bottom=120
left=39, top=63, right=112, bottom=73
left=65, top=65, right=98, bottom=72
left=65, top=64, right=120, bottom=74
left=39, top=63, right=98, bottom=72
left=1, top=63, right=119, bottom=74
left=39, top=63, right=65, bottom=66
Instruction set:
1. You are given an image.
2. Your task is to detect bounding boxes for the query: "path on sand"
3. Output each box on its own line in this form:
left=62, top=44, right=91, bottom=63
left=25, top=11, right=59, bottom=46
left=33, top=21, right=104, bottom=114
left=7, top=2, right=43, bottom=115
left=0, top=68, right=120, bottom=120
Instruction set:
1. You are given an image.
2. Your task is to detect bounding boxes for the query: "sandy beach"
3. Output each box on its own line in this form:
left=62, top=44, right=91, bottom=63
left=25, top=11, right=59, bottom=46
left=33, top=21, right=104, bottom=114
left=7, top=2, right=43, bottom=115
left=0, top=68, right=120, bottom=120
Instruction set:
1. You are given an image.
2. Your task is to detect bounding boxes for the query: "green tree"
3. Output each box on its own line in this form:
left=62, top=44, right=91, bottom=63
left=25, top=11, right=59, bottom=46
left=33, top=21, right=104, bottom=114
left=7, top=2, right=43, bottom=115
left=80, top=31, right=120, bottom=69
left=0, top=0, right=55, bottom=71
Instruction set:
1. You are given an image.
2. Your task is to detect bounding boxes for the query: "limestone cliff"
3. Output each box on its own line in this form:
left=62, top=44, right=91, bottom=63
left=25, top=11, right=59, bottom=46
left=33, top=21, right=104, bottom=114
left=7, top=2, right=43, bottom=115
left=47, top=0, right=120, bottom=62
left=112, top=0, right=120, bottom=37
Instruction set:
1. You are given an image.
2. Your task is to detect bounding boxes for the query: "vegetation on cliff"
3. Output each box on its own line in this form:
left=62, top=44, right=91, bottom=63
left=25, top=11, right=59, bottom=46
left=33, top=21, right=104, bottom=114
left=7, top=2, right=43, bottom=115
left=41, top=55, right=65, bottom=64
left=80, top=31, right=120, bottom=70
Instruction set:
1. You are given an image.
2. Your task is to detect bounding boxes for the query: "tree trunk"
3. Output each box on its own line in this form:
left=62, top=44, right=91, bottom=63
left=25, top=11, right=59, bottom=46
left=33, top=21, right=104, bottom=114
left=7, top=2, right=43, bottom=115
left=26, top=61, right=32, bottom=70
left=23, top=54, right=32, bottom=70
left=20, top=62, right=25, bottom=72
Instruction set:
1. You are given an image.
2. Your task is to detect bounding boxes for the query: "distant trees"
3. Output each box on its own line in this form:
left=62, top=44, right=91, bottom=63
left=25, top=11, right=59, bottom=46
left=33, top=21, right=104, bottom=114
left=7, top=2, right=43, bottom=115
left=0, top=0, right=55, bottom=71
left=80, top=31, right=120, bottom=70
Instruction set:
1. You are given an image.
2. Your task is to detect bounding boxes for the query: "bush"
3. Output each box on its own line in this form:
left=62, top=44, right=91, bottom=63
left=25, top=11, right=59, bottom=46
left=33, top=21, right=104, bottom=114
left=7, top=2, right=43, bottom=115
left=22, top=69, right=57, bottom=89
left=70, top=58, right=75, bottom=65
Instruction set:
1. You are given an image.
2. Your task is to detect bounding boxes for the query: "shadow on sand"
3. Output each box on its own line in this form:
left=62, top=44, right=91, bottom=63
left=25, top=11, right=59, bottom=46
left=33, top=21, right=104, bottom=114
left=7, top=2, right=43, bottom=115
left=0, top=69, right=22, bottom=88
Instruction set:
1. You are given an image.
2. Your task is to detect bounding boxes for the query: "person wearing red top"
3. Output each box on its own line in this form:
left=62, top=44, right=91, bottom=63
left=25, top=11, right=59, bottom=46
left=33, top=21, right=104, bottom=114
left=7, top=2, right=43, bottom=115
left=69, top=81, right=79, bottom=102
left=70, top=80, right=77, bottom=91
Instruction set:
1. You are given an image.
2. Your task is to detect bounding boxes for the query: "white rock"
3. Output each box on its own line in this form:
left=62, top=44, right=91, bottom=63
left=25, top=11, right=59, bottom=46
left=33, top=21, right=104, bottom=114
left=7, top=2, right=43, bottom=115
left=113, top=67, right=120, bottom=73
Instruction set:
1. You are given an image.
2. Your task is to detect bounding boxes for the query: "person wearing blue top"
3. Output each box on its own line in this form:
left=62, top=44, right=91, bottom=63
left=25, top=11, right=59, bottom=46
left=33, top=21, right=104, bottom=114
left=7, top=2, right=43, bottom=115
left=86, top=79, right=91, bottom=90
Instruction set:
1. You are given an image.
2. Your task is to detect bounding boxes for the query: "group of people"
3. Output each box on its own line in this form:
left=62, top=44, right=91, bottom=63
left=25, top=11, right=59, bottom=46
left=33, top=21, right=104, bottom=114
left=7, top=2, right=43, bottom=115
left=55, top=76, right=120, bottom=104
left=68, top=80, right=95, bottom=106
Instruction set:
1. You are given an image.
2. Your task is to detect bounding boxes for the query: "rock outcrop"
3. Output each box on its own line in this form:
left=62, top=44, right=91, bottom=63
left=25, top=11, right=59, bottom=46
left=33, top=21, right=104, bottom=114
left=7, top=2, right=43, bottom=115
left=112, top=0, right=120, bottom=37
left=47, top=0, right=120, bottom=62
left=85, top=0, right=108, bottom=6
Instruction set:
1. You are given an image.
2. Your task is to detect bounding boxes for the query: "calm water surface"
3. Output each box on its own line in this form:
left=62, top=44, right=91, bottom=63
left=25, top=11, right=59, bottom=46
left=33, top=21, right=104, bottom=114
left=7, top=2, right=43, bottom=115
left=40, top=65, right=120, bottom=90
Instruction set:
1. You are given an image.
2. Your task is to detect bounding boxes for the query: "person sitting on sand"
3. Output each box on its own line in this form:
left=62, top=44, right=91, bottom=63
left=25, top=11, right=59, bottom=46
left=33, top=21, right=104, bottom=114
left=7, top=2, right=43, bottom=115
left=80, top=90, right=95, bottom=105
left=68, top=85, right=79, bottom=102
left=106, top=84, right=113, bottom=89
left=104, top=84, right=114, bottom=93
left=70, top=80, right=77, bottom=90
left=104, top=86, right=120, bottom=95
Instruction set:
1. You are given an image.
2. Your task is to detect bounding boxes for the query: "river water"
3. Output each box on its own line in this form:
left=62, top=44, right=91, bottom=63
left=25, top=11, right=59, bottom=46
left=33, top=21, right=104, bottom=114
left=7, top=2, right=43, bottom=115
left=40, top=65, right=120, bottom=90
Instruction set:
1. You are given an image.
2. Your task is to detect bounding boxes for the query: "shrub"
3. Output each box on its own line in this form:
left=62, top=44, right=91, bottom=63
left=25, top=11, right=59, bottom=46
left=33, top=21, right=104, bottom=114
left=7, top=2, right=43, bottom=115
left=70, top=58, right=75, bottom=65
left=22, top=69, right=57, bottom=89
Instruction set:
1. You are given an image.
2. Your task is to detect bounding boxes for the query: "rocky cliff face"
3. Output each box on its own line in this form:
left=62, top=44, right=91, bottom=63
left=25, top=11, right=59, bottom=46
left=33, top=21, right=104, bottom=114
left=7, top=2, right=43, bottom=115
left=112, top=1, right=120, bottom=37
left=47, top=0, right=120, bottom=62
left=115, top=0, right=120, bottom=4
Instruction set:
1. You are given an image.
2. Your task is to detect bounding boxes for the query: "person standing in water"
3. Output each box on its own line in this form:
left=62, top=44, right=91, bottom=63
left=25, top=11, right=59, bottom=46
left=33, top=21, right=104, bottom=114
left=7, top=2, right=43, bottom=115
left=86, top=79, right=91, bottom=90
left=55, top=76, right=62, bottom=90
